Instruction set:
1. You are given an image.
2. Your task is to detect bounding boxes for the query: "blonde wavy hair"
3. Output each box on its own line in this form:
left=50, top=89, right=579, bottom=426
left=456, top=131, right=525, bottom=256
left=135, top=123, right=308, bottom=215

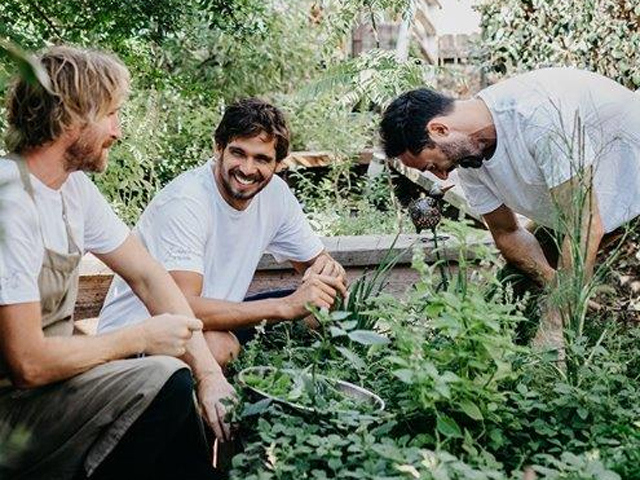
left=5, top=45, right=130, bottom=153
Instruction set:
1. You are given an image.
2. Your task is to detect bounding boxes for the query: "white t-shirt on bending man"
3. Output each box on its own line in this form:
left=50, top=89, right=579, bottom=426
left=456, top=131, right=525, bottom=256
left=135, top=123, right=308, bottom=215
left=98, top=159, right=324, bottom=333
left=458, top=67, right=640, bottom=233
left=0, top=159, right=130, bottom=305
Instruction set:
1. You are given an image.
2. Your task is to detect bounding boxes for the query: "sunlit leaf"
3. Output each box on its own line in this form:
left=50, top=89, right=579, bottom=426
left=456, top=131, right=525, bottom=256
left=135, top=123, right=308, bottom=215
left=436, top=415, right=462, bottom=438
left=329, top=326, right=347, bottom=338
left=459, top=399, right=483, bottom=421
left=336, top=346, right=366, bottom=370
left=242, top=398, right=272, bottom=417
left=348, top=329, right=390, bottom=345
left=0, top=40, right=51, bottom=91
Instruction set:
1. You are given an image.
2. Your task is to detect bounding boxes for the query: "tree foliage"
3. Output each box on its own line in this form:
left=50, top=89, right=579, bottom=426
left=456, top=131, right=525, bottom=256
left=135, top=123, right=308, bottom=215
left=1, top=0, right=422, bottom=223
left=477, top=0, right=640, bottom=89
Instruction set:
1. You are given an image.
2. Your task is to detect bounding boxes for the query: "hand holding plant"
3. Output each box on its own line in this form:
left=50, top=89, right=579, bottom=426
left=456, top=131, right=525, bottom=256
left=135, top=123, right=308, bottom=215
left=533, top=297, right=566, bottom=366
left=303, top=252, right=348, bottom=289
left=282, top=273, right=346, bottom=318
left=196, top=373, right=237, bottom=442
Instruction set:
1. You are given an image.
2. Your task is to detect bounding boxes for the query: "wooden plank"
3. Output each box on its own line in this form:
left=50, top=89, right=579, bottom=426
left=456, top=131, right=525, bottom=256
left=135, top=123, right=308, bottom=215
left=249, top=265, right=426, bottom=299
left=74, top=231, right=494, bottom=320
left=75, top=274, right=113, bottom=320
left=75, top=264, right=457, bottom=336
left=258, top=231, right=493, bottom=270
left=76, top=253, right=115, bottom=320
left=278, top=149, right=373, bottom=171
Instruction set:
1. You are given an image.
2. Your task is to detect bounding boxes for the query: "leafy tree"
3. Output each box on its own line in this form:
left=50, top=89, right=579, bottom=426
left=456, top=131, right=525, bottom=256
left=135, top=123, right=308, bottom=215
left=0, top=0, right=271, bottom=47
left=0, top=0, right=426, bottom=224
left=477, top=0, right=640, bottom=88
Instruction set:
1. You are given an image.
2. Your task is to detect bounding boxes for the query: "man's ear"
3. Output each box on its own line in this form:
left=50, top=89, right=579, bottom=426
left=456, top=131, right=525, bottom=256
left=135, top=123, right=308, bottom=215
left=214, top=143, right=223, bottom=158
left=426, top=119, right=449, bottom=140
left=60, top=123, right=83, bottom=145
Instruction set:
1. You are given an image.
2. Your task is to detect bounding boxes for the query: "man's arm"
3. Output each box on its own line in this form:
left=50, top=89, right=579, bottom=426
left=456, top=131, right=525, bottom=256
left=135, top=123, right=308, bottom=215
left=96, top=234, right=235, bottom=440
left=550, top=168, right=604, bottom=283
left=531, top=172, right=603, bottom=359
left=170, top=269, right=346, bottom=330
left=483, top=204, right=557, bottom=285
left=484, top=205, right=566, bottom=355
left=0, top=303, right=201, bottom=388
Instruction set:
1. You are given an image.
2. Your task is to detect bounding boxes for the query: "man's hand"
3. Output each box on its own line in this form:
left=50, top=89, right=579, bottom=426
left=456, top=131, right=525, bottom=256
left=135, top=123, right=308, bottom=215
left=139, top=314, right=203, bottom=356
left=196, top=373, right=237, bottom=441
left=533, top=301, right=566, bottom=365
left=303, top=253, right=347, bottom=286
left=282, top=273, right=347, bottom=319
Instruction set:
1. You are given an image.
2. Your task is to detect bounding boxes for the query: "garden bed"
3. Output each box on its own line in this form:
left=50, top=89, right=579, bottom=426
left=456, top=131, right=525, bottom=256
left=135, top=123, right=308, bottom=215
left=74, top=231, right=494, bottom=323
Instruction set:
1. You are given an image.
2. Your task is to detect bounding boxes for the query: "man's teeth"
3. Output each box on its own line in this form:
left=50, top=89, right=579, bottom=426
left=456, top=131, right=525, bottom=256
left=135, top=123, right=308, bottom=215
left=234, top=173, right=256, bottom=185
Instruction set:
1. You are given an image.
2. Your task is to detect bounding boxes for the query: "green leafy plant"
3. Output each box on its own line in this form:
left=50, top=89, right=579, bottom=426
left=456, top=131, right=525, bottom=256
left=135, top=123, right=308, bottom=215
left=478, top=0, right=640, bottom=89
left=227, top=214, right=640, bottom=478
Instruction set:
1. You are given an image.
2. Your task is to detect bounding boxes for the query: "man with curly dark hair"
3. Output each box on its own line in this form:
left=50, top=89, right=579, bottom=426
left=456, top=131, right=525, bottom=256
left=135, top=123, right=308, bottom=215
left=99, top=98, right=347, bottom=363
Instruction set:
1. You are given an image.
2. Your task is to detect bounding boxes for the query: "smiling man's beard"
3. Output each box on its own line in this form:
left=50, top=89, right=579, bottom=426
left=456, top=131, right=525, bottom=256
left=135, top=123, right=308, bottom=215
left=64, top=127, right=113, bottom=173
left=218, top=155, right=270, bottom=201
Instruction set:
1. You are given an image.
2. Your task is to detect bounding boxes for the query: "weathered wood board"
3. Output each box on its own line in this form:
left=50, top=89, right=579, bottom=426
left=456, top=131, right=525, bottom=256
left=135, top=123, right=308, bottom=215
left=76, top=231, right=494, bottom=321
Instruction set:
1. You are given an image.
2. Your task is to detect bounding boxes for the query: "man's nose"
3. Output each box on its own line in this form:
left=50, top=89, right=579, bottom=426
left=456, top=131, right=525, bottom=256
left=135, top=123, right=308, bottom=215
left=111, top=119, right=122, bottom=140
left=239, top=158, right=258, bottom=175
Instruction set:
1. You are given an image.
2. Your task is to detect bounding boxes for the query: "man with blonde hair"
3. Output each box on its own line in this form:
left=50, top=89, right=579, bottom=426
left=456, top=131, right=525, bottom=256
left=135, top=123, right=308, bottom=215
left=0, top=46, right=230, bottom=479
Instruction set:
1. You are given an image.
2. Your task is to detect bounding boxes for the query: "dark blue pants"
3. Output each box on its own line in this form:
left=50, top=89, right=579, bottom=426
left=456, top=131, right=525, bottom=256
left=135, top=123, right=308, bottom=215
left=233, top=289, right=295, bottom=344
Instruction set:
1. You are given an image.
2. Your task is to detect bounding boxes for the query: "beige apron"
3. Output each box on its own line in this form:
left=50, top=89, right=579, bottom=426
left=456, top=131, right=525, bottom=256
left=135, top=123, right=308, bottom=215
left=0, top=156, right=188, bottom=479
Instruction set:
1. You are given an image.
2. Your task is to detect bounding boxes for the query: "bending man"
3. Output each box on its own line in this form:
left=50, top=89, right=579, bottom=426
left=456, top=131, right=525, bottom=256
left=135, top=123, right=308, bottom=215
left=380, top=68, right=640, bottom=354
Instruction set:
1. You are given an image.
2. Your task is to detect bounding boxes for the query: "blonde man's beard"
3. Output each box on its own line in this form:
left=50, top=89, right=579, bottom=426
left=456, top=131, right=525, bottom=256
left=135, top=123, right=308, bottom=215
left=64, top=128, right=113, bottom=173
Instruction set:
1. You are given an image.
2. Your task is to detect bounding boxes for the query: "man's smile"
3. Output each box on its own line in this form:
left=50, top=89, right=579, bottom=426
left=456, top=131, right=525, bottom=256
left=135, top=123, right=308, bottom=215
left=231, top=169, right=261, bottom=186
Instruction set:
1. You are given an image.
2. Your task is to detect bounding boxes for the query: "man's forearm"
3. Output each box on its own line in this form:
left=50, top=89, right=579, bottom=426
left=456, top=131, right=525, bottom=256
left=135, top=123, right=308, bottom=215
left=494, top=227, right=556, bottom=285
left=182, top=330, right=225, bottom=380
left=558, top=199, right=604, bottom=283
left=187, top=296, right=290, bottom=331
left=130, top=261, right=224, bottom=378
left=10, top=323, right=146, bottom=388
left=130, top=261, right=195, bottom=318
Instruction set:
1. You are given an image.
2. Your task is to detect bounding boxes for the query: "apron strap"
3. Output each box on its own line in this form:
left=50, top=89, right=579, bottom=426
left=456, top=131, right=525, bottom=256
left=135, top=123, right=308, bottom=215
left=60, top=194, right=81, bottom=254
left=6, top=154, right=81, bottom=255
left=7, top=153, right=37, bottom=199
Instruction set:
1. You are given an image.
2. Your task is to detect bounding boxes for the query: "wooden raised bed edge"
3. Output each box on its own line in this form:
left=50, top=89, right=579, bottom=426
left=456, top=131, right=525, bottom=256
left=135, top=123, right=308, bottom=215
left=76, top=231, right=494, bottom=322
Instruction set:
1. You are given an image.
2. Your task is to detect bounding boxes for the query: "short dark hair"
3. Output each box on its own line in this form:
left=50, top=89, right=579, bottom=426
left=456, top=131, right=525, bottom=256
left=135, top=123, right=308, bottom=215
left=214, top=98, right=290, bottom=162
left=379, top=88, right=454, bottom=158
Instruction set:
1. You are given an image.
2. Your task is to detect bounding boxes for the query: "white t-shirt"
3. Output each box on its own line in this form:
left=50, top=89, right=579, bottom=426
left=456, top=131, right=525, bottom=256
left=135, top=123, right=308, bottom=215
left=458, top=67, right=640, bottom=233
left=98, top=159, right=324, bottom=332
left=0, top=159, right=130, bottom=304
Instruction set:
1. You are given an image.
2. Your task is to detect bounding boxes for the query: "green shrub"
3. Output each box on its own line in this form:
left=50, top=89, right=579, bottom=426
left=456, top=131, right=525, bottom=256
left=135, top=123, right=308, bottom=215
left=93, top=88, right=220, bottom=225
left=478, top=0, right=640, bottom=89
left=227, top=219, right=639, bottom=479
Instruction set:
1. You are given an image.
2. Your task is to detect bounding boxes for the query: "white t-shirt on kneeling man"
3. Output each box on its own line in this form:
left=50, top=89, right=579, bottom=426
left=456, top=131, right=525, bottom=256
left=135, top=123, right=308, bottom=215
left=458, top=67, right=640, bottom=233
left=0, top=158, right=130, bottom=305
left=98, top=158, right=324, bottom=333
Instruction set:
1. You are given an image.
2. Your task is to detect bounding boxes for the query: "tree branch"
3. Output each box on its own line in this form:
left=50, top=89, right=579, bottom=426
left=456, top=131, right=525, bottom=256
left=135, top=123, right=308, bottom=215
left=25, top=0, right=64, bottom=41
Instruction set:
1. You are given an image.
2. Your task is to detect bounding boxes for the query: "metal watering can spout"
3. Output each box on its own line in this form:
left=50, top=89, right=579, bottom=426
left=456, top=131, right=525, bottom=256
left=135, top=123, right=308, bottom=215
left=428, top=183, right=454, bottom=200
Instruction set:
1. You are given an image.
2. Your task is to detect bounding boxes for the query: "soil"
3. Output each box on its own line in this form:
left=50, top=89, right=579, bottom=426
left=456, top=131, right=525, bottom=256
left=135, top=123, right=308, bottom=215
left=593, top=220, right=640, bottom=323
